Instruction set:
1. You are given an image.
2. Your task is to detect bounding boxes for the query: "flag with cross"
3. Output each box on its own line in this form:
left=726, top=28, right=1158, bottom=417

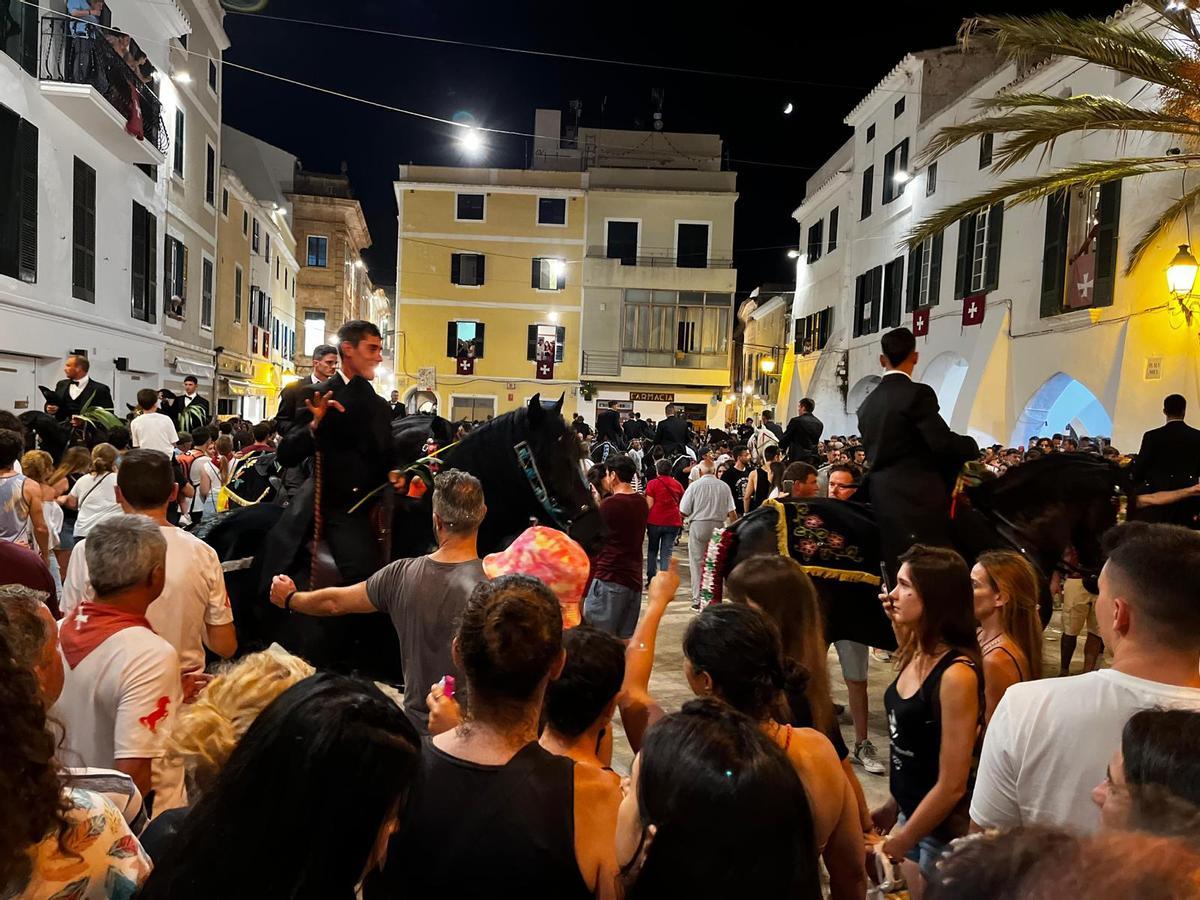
left=962, top=293, right=985, bottom=328
left=535, top=336, right=556, bottom=381
left=1066, top=222, right=1101, bottom=309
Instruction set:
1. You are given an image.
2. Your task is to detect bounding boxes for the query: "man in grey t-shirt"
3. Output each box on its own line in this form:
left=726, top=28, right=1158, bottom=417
left=270, top=470, right=488, bottom=731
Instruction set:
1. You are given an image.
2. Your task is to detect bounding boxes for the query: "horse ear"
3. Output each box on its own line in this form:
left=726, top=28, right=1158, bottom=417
left=552, top=393, right=564, bottom=415
left=527, top=394, right=543, bottom=422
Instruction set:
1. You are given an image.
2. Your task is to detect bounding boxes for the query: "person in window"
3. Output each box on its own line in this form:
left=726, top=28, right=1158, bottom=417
left=66, top=0, right=105, bottom=85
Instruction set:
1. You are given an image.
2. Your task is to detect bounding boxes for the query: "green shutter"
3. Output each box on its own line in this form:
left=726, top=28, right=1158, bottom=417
left=1040, top=191, right=1069, bottom=318
left=475, top=322, right=486, bottom=358
left=476, top=255, right=486, bottom=286
left=954, top=214, right=974, bottom=301
left=929, top=231, right=944, bottom=307
left=446, top=322, right=457, bottom=357
left=868, top=266, right=883, bottom=334
left=531, top=258, right=541, bottom=288
left=984, top=201, right=1004, bottom=292
left=17, top=118, right=37, bottom=283
left=527, top=325, right=538, bottom=360
left=451, top=253, right=461, bottom=284
left=1093, top=180, right=1122, bottom=308
left=906, top=244, right=921, bottom=313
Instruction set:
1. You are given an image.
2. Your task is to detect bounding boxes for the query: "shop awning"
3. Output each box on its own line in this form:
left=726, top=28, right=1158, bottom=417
left=223, top=379, right=276, bottom=398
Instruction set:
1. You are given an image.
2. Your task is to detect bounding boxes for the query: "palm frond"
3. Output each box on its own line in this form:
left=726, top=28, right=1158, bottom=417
left=177, top=404, right=210, bottom=433
left=1125, top=179, right=1200, bottom=274
left=1142, top=1, right=1200, bottom=49
left=920, top=95, right=1200, bottom=168
left=961, top=12, right=1200, bottom=100
left=906, top=154, right=1200, bottom=247
left=76, top=405, right=124, bottom=431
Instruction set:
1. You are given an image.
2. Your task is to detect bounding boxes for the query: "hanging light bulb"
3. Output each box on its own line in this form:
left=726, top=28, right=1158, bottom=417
left=1167, top=244, right=1199, bottom=296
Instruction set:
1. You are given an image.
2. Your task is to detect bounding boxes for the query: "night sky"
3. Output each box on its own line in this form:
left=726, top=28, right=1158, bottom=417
left=221, top=0, right=1116, bottom=296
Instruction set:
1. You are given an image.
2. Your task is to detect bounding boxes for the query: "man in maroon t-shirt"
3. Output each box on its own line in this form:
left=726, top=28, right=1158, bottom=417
left=582, top=454, right=649, bottom=639
left=0, top=539, right=60, bottom=617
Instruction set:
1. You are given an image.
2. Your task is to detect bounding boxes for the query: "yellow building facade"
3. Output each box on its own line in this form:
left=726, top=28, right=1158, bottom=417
left=394, top=166, right=586, bottom=420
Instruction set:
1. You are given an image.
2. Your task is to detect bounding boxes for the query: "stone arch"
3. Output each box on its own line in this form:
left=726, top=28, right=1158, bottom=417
left=1010, top=372, right=1113, bottom=447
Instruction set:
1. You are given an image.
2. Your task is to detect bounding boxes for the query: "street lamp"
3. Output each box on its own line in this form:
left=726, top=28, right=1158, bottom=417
left=1167, top=244, right=1198, bottom=296
left=787, top=249, right=801, bottom=259
left=458, top=127, right=485, bottom=157
left=759, top=357, right=776, bottom=374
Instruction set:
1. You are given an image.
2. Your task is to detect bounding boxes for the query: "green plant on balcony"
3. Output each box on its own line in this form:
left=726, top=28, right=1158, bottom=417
left=580, top=381, right=597, bottom=401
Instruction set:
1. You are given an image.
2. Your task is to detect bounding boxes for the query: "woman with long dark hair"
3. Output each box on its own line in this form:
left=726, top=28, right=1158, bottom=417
left=682, top=603, right=866, bottom=899
left=138, top=673, right=420, bottom=900
left=971, top=550, right=1042, bottom=723
left=617, top=699, right=822, bottom=900
left=874, top=544, right=983, bottom=899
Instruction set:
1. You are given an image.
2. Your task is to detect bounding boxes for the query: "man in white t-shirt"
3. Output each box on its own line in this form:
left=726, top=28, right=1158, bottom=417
left=51, top=514, right=185, bottom=816
left=971, top=522, right=1200, bottom=834
left=130, top=388, right=179, bottom=457
left=60, top=450, right=236, bottom=685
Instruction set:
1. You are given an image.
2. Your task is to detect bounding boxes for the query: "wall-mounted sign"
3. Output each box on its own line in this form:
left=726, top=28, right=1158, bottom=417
left=630, top=391, right=675, bottom=403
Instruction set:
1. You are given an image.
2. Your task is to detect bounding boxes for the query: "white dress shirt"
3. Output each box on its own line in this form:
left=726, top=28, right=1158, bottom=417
left=68, top=375, right=90, bottom=400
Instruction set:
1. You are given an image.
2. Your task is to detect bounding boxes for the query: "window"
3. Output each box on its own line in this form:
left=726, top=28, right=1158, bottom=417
left=676, top=222, right=710, bottom=268
left=527, top=323, right=566, bottom=363
left=1, top=0, right=37, bottom=74
left=275, top=257, right=280, bottom=281
left=306, top=235, right=328, bottom=267
left=1040, top=181, right=1122, bottom=317
left=828, top=207, right=839, bottom=253
left=303, top=310, right=326, bottom=356
left=201, top=256, right=213, bottom=328
left=451, top=252, right=485, bottom=286
left=906, top=232, right=944, bottom=311
left=233, top=264, right=243, bottom=322
left=954, top=203, right=1005, bottom=298
left=456, top=193, right=485, bottom=221
left=882, top=139, right=909, bottom=204
left=172, top=108, right=184, bottom=177
left=130, top=201, right=157, bottom=323
left=208, top=58, right=218, bottom=93
left=881, top=256, right=905, bottom=328
left=178, top=33, right=187, bottom=49
left=252, top=218, right=260, bottom=253
left=72, top=157, right=95, bottom=302
left=979, top=133, right=994, bottom=169
left=606, top=220, right=639, bottom=264
left=806, top=220, right=824, bottom=263
left=450, top=396, right=496, bottom=422
left=221, top=187, right=229, bottom=217
left=264, top=233, right=270, bottom=264
left=794, top=308, right=832, bottom=355
left=894, top=97, right=905, bottom=118
left=866, top=123, right=875, bottom=143
left=860, top=166, right=874, bottom=219
left=164, top=235, right=187, bottom=319
left=446, top=320, right=486, bottom=358
left=0, top=105, right=37, bottom=283
left=621, top=290, right=730, bottom=365
left=926, top=161, right=938, bottom=197
left=853, top=266, right=882, bottom=337
left=538, top=197, right=567, bottom=225
left=204, top=143, right=216, bottom=207
left=532, top=257, right=566, bottom=291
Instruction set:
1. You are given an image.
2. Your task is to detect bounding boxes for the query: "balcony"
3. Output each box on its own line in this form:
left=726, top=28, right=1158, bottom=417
left=38, top=18, right=168, bottom=166
left=585, top=246, right=733, bottom=269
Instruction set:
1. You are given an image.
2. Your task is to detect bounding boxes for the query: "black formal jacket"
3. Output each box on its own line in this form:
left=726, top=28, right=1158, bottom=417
left=50, top=377, right=113, bottom=420
left=169, top=393, right=209, bottom=425
left=275, top=374, right=396, bottom=515
left=653, top=415, right=690, bottom=453
left=595, top=408, right=623, bottom=444
left=275, top=376, right=320, bottom=435
left=780, top=412, right=823, bottom=459
left=1131, top=419, right=1200, bottom=526
left=857, top=373, right=978, bottom=559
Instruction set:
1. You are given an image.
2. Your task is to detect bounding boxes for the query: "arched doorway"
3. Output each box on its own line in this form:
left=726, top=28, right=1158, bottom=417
left=404, top=387, right=439, bottom=414
left=1011, top=373, right=1113, bottom=447
left=919, top=352, right=969, bottom=425
left=847, top=375, right=880, bottom=417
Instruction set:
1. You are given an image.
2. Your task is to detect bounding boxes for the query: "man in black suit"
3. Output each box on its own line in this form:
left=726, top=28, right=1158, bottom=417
left=388, top=390, right=407, bottom=420
left=780, top=398, right=823, bottom=463
left=595, top=399, right=624, bottom=446
left=266, top=324, right=399, bottom=585
left=857, top=328, right=978, bottom=570
left=45, top=354, right=113, bottom=421
left=168, top=374, right=209, bottom=427
left=276, top=344, right=339, bottom=436
left=652, top=403, right=690, bottom=456
left=1130, top=393, right=1200, bottom=527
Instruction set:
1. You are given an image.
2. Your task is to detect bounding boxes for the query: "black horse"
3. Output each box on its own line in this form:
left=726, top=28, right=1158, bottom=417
left=204, top=394, right=598, bottom=682
left=710, top=453, right=1128, bottom=649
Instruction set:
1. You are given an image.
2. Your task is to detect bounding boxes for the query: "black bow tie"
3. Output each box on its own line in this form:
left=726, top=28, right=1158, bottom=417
left=70, top=380, right=79, bottom=387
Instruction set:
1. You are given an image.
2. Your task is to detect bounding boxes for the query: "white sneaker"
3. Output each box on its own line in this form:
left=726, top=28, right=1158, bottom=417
left=854, top=739, right=886, bottom=775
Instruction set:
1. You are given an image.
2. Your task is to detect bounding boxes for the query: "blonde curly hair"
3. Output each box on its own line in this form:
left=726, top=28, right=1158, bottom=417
left=169, top=646, right=314, bottom=792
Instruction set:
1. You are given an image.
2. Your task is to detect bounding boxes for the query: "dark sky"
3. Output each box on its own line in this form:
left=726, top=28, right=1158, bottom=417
left=222, top=0, right=1115, bottom=295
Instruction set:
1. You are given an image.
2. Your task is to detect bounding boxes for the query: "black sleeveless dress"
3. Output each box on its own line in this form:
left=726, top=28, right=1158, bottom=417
left=884, top=652, right=982, bottom=842
left=368, top=739, right=592, bottom=899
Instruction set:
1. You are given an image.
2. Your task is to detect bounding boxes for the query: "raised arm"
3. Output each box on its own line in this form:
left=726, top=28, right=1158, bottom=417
left=618, top=562, right=680, bottom=753
left=269, top=574, right=374, bottom=616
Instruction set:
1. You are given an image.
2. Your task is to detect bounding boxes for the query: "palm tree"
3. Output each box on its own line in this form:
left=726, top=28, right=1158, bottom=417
left=908, top=1, right=1200, bottom=275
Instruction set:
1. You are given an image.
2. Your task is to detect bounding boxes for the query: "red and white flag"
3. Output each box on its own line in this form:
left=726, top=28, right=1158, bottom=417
left=1066, top=224, right=1101, bottom=309
left=913, top=308, right=930, bottom=337
left=962, top=293, right=986, bottom=328
left=535, top=337, right=556, bottom=381
left=456, top=355, right=474, bottom=375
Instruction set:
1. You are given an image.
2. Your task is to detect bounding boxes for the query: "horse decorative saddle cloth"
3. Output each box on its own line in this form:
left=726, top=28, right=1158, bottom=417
left=765, top=498, right=882, bottom=586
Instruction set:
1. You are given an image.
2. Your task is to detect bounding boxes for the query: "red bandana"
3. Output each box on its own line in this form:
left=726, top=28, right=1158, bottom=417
left=60, top=602, right=154, bottom=670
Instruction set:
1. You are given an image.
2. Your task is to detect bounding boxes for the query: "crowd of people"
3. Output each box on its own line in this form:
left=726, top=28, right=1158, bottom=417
left=2, top=326, right=1200, bottom=899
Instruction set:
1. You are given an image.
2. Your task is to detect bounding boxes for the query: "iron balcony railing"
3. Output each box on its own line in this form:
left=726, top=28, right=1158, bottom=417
left=39, top=17, right=169, bottom=157
left=586, top=246, right=734, bottom=269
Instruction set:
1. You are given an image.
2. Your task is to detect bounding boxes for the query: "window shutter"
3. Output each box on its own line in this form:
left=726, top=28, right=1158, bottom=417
left=1040, top=190, right=1069, bottom=317
left=531, top=258, right=541, bottom=288
left=954, top=214, right=974, bottom=301
left=476, top=254, right=485, bottom=285
left=929, top=230, right=944, bottom=307
left=861, top=167, right=873, bottom=219
left=147, top=212, right=157, bottom=323
left=451, top=253, right=461, bottom=284
left=163, top=238, right=173, bottom=312
left=182, top=243, right=189, bottom=301
left=556, top=264, right=566, bottom=291
left=555, top=325, right=565, bottom=362
left=17, top=119, right=37, bottom=283
left=984, top=201, right=1004, bottom=292
left=446, top=322, right=457, bottom=357
left=1093, top=180, right=1122, bottom=308
left=131, top=204, right=145, bottom=318
left=475, top=322, right=486, bottom=358
left=906, top=244, right=921, bottom=313
left=20, top=3, right=37, bottom=75
left=527, top=325, right=538, bottom=360
left=828, top=207, right=839, bottom=252
left=868, top=266, right=882, bottom=333
left=853, top=274, right=865, bottom=338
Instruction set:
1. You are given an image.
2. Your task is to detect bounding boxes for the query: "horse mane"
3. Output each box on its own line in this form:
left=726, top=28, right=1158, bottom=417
left=968, top=453, right=1122, bottom=513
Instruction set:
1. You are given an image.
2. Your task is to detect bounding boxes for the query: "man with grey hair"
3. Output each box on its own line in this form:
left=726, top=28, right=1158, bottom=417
left=270, top=469, right=489, bottom=731
left=0, top=584, right=148, bottom=830
left=51, top=514, right=185, bottom=816
left=679, top=458, right=736, bottom=610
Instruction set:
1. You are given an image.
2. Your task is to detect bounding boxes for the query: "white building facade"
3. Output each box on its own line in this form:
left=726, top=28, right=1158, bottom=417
left=786, top=4, right=1196, bottom=453
left=0, top=0, right=225, bottom=415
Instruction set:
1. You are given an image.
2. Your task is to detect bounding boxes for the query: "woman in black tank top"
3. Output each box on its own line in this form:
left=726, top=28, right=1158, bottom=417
left=873, top=545, right=983, bottom=899
left=370, top=575, right=615, bottom=900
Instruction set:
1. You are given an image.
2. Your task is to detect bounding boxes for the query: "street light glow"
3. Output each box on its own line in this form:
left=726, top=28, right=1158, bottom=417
left=894, top=170, right=912, bottom=184
left=548, top=259, right=566, bottom=280
left=459, top=127, right=484, bottom=156
left=787, top=249, right=801, bottom=259
left=548, top=310, right=560, bottom=323
left=760, top=357, right=776, bottom=374
left=173, top=70, right=192, bottom=84
left=354, top=259, right=365, bottom=270
left=783, top=102, right=794, bottom=115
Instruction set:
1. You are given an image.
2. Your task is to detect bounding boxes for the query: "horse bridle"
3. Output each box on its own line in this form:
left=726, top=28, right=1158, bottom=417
left=514, top=440, right=580, bottom=530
